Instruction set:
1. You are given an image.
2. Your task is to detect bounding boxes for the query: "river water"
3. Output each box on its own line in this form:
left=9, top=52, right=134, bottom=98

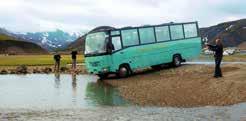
left=0, top=74, right=128, bottom=109
left=0, top=74, right=245, bottom=120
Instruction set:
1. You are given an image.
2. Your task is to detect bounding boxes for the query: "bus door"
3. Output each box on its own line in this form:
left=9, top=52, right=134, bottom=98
left=110, top=36, right=123, bottom=70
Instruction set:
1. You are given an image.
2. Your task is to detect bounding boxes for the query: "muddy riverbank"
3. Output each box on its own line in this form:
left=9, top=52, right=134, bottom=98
left=0, top=65, right=87, bottom=74
left=105, top=64, right=246, bottom=107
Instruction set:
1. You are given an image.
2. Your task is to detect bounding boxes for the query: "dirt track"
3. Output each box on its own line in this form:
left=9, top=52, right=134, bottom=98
left=105, top=64, right=246, bottom=107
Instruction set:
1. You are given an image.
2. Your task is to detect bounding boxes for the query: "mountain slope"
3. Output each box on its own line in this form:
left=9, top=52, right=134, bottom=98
left=16, top=30, right=84, bottom=51
left=0, top=30, right=48, bottom=54
left=200, top=19, right=246, bottom=47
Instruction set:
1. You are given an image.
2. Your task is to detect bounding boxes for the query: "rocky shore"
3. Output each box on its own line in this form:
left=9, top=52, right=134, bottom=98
left=0, top=65, right=87, bottom=74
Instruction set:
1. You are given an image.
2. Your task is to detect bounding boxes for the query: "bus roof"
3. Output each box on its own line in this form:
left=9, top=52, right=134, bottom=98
left=88, top=21, right=198, bottom=34
left=114, top=21, right=198, bottom=31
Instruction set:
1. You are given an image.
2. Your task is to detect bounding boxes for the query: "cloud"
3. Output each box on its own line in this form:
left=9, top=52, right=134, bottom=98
left=0, top=0, right=245, bottom=32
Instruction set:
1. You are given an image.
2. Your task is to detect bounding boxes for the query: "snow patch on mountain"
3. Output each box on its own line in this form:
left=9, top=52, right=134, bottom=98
left=226, top=25, right=234, bottom=31
left=14, top=30, right=85, bottom=51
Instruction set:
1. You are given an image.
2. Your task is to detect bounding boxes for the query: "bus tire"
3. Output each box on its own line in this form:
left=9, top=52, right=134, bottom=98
left=118, top=65, right=131, bottom=78
left=98, top=73, right=108, bottom=79
left=173, top=55, right=182, bottom=67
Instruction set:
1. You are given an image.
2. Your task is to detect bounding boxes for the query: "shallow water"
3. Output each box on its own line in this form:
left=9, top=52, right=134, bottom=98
left=0, top=74, right=128, bottom=109
left=0, top=74, right=245, bottom=120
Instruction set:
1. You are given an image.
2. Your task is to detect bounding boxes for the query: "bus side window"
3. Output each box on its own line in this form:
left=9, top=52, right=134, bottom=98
left=139, top=27, right=155, bottom=44
left=184, top=23, right=198, bottom=38
left=121, top=29, right=139, bottom=47
left=111, top=36, right=122, bottom=51
left=170, top=25, right=184, bottom=40
left=155, top=26, right=170, bottom=42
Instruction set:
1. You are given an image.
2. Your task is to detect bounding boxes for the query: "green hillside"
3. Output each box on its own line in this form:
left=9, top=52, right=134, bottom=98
left=0, top=34, right=16, bottom=41
left=0, top=34, right=48, bottom=54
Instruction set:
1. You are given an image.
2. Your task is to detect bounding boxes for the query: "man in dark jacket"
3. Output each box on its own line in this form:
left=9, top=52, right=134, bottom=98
left=71, top=50, right=78, bottom=70
left=206, top=38, right=223, bottom=78
left=54, top=53, right=61, bottom=72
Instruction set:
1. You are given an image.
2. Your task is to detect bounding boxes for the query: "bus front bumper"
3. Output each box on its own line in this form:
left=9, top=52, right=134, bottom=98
left=87, top=67, right=110, bottom=75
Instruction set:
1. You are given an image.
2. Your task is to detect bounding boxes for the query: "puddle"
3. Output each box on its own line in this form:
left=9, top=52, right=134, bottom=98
left=0, top=74, right=129, bottom=109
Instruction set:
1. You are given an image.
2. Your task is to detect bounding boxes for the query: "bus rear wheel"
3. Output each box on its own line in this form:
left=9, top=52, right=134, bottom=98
left=173, top=55, right=182, bottom=67
left=118, top=65, right=131, bottom=78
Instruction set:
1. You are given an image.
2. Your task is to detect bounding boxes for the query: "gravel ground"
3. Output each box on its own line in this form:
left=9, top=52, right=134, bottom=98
left=105, top=64, right=246, bottom=107
left=0, top=104, right=245, bottom=121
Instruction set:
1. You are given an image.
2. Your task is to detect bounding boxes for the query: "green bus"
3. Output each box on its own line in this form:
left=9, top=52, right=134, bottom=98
left=85, top=22, right=201, bottom=78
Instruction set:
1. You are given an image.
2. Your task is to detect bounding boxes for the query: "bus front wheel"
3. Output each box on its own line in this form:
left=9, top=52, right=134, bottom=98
left=173, top=55, right=182, bottom=67
left=98, top=73, right=108, bottom=79
left=118, top=65, right=131, bottom=78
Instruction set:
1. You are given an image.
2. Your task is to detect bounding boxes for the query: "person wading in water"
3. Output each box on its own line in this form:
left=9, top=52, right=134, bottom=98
left=54, top=53, right=61, bottom=72
left=71, top=50, right=78, bottom=71
left=206, top=38, right=224, bottom=78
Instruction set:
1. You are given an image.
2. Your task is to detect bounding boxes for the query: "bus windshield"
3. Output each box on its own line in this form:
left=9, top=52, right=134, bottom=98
left=85, top=32, right=108, bottom=55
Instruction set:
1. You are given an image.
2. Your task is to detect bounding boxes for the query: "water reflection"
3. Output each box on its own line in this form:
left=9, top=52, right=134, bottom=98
left=72, top=73, right=77, bottom=103
left=54, top=73, right=60, bottom=88
left=85, top=81, right=127, bottom=106
left=72, top=74, right=77, bottom=91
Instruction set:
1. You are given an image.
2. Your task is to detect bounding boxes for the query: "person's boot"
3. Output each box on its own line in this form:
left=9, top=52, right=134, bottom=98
left=214, top=76, right=219, bottom=78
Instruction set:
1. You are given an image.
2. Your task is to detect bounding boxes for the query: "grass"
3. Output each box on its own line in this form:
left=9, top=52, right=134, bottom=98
left=0, top=54, right=245, bottom=66
left=0, top=55, right=84, bottom=66
left=223, top=53, right=246, bottom=61
left=0, top=34, right=15, bottom=41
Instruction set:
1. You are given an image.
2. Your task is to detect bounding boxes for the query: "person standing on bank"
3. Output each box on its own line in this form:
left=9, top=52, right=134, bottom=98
left=71, top=50, right=78, bottom=70
left=206, top=38, right=224, bottom=78
left=54, top=53, right=61, bottom=72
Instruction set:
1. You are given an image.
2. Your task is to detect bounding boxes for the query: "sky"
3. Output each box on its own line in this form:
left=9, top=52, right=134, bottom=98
left=0, top=0, right=245, bottom=33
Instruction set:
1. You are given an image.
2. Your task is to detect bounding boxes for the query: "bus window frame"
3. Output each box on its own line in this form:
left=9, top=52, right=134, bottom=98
left=107, top=21, right=200, bottom=54
left=109, top=31, right=123, bottom=51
